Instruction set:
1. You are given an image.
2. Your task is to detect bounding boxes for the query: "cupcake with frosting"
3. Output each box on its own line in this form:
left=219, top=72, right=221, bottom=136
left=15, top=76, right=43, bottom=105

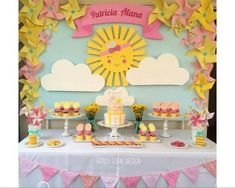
left=148, top=123, right=157, bottom=141
left=73, top=102, right=80, bottom=116
left=138, top=123, right=148, bottom=141
left=160, top=102, right=168, bottom=117
left=153, top=102, right=161, bottom=116
left=63, top=102, right=70, bottom=117
left=169, top=103, right=179, bottom=117
left=76, top=123, right=84, bottom=141
left=84, top=123, right=92, bottom=141
left=54, top=102, right=62, bottom=116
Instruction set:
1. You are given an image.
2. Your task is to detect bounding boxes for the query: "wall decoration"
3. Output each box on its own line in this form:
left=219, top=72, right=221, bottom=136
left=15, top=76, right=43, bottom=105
left=187, top=37, right=216, bottom=69
left=188, top=0, right=216, bottom=32
left=96, top=87, right=135, bottom=106
left=191, top=73, right=215, bottom=99
left=60, top=0, right=87, bottom=30
left=126, top=53, right=190, bottom=85
left=148, top=0, right=178, bottom=26
left=39, top=0, right=64, bottom=20
left=41, top=59, right=105, bottom=92
left=87, top=24, right=146, bottom=87
left=171, top=0, right=199, bottom=35
left=72, top=3, right=163, bottom=39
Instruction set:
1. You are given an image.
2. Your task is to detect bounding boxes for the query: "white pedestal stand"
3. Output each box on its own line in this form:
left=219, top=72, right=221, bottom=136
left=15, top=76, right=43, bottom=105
left=148, top=113, right=186, bottom=138
left=97, top=121, right=133, bottom=137
left=52, top=114, right=85, bottom=137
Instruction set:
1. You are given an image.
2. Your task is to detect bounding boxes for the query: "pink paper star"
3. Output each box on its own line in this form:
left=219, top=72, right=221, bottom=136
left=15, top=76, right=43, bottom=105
left=190, top=23, right=216, bottom=48
left=192, top=97, right=207, bottom=109
left=181, top=31, right=192, bottom=46
left=19, top=59, right=42, bottom=82
left=38, top=31, right=51, bottom=45
left=192, top=61, right=215, bottom=82
left=39, top=0, right=64, bottom=20
left=172, top=0, right=199, bottom=27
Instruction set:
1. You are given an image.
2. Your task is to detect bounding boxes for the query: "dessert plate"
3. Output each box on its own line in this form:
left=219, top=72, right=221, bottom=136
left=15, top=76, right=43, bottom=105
left=45, top=142, right=65, bottom=148
left=168, top=140, right=189, bottom=149
left=25, top=141, right=43, bottom=148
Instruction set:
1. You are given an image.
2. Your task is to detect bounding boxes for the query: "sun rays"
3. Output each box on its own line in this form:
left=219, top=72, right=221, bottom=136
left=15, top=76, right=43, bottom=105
left=87, top=24, right=146, bottom=86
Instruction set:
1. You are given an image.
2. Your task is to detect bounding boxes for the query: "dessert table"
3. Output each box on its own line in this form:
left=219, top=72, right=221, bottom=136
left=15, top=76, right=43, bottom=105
left=19, top=128, right=216, bottom=188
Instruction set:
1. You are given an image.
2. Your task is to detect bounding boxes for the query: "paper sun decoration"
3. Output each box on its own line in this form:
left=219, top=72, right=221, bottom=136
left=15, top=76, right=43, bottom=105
left=87, top=24, right=146, bottom=86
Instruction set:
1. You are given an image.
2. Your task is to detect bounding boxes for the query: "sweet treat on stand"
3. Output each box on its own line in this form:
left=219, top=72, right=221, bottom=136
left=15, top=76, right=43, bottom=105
left=54, top=102, right=62, bottom=116
left=84, top=123, right=93, bottom=141
left=75, top=123, right=84, bottom=141
left=195, top=132, right=205, bottom=147
left=73, top=102, right=80, bottom=116
left=28, top=134, right=37, bottom=145
left=148, top=123, right=157, bottom=141
left=152, top=102, right=180, bottom=117
left=168, top=103, right=179, bottom=117
left=138, top=123, right=148, bottom=141
left=53, top=101, right=80, bottom=117
left=104, top=94, right=126, bottom=125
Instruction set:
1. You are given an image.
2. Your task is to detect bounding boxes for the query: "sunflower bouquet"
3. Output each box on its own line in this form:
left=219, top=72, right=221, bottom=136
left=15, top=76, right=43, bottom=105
left=83, top=103, right=100, bottom=131
left=131, top=104, right=147, bottom=134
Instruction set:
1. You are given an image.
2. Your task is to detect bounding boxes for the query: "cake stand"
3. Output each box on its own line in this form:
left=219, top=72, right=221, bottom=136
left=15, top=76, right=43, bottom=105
left=52, top=113, right=85, bottom=137
left=148, top=113, right=186, bottom=138
left=97, top=120, right=133, bottom=137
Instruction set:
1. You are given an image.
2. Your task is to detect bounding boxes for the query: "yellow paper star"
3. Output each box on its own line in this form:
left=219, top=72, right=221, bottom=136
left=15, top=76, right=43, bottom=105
left=171, top=20, right=185, bottom=36
left=19, top=79, right=40, bottom=100
left=19, top=0, right=44, bottom=25
left=41, top=18, right=58, bottom=32
left=187, top=37, right=216, bottom=69
left=60, top=0, right=87, bottom=29
left=148, top=0, right=178, bottom=26
left=191, top=73, right=215, bottom=99
left=188, top=0, right=216, bottom=32
left=19, top=43, right=45, bottom=65
left=19, top=18, right=44, bottom=47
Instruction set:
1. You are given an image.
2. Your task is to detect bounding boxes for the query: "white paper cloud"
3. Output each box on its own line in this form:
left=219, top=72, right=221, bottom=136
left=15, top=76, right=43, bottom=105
left=96, top=87, right=135, bottom=106
left=126, top=53, right=190, bottom=85
left=41, top=59, right=105, bottom=91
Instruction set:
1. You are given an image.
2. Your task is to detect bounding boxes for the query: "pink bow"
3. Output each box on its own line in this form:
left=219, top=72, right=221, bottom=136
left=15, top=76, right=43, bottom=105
left=108, top=45, right=121, bottom=54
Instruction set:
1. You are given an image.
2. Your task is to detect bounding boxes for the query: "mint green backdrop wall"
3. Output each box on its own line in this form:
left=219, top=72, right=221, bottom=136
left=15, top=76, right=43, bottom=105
left=37, top=21, right=197, bottom=120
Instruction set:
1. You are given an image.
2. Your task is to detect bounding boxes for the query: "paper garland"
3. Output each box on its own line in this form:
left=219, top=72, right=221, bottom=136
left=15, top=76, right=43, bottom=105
left=19, top=157, right=216, bottom=188
left=19, top=0, right=217, bottom=108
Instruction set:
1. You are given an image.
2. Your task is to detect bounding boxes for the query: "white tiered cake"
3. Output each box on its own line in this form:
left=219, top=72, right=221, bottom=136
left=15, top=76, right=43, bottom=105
left=104, top=95, right=126, bottom=126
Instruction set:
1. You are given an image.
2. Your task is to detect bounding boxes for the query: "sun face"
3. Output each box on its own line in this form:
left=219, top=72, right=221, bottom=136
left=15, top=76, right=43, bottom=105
left=87, top=24, right=146, bottom=86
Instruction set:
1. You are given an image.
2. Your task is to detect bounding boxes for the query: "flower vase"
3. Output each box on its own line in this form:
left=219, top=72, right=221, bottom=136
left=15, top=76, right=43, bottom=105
left=134, top=117, right=143, bottom=134
left=191, top=126, right=206, bottom=145
left=28, top=124, right=41, bottom=139
left=87, top=114, right=98, bottom=132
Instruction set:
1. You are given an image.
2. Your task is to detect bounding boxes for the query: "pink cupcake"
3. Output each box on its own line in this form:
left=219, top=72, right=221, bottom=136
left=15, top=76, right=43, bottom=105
left=153, top=102, right=161, bottom=116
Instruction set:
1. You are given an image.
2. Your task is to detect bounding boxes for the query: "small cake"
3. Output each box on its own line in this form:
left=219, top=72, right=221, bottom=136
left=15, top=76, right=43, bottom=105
left=148, top=123, right=157, bottom=141
left=138, top=123, right=147, bottom=141
left=75, top=123, right=84, bottom=141
left=73, top=102, right=80, bottom=116
left=169, top=103, right=179, bottom=117
left=69, top=101, right=74, bottom=116
left=160, top=102, right=168, bottom=117
left=63, top=102, right=70, bottom=117
left=28, top=134, right=37, bottom=145
left=153, top=102, right=161, bottom=116
left=196, top=132, right=205, bottom=147
left=54, top=102, right=62, bottom=116
left=84, top=123, right=92, bottom=141
left=104, top=94, right=125, bottom=125
left=47, top=139, right=61, bottom=146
